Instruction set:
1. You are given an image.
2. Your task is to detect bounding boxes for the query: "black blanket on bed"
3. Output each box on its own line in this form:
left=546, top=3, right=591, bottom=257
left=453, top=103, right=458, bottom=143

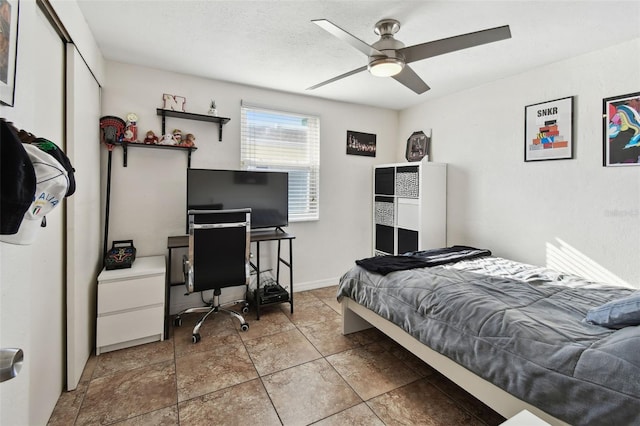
left=355, top=245, right=492, bottom=275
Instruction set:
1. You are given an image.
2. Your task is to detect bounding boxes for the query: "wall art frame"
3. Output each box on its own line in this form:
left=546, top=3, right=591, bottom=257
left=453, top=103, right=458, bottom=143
left=524, top=96, right=574, bottom=162
left=0, top=0, right=19, bottom=107
left=346, top=130, right=376, bottom=157
left=405, top=130, right=430, bottom=162
left=602, top=91, right=640, bottom=167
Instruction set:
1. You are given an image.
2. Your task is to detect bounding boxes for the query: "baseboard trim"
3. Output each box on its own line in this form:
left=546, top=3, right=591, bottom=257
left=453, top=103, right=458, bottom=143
left=293, top=277, right=339, bottom=292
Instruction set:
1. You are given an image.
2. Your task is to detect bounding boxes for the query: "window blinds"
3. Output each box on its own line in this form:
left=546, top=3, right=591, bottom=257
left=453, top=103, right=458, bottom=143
left=240, top=101, right=320, bottom=222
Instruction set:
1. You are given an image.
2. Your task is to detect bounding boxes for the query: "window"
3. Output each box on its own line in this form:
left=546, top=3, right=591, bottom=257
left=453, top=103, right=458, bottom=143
left=240, top=101, right=320, bottom=222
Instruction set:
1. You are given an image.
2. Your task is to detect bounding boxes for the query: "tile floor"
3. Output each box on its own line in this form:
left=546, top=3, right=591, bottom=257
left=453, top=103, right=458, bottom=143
left=48, top=286, right=506, bottom=425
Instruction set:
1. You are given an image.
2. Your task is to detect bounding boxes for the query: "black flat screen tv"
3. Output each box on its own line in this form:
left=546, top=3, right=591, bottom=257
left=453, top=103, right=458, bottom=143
left=187, top=168, right=289, bottom=230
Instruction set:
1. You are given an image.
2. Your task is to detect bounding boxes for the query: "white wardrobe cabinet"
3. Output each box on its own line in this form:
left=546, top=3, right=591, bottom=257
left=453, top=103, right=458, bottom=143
left=373, top=162, right=446, bottom=256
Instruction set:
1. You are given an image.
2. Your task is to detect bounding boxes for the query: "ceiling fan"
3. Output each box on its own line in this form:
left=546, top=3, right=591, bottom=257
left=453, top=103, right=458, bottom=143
left=308, top=19, right=511, bottom=94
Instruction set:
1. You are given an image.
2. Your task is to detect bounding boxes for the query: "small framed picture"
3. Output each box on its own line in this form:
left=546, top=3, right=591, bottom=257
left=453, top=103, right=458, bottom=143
left=0, top=0, right=20, bottom=107
left=524, top=96, right=574, bottom=162
left=603, top=91, right=640, bottom=167
left=405, top=130, right=430, bottom=162
left=346, top=130, right=376, bottom=157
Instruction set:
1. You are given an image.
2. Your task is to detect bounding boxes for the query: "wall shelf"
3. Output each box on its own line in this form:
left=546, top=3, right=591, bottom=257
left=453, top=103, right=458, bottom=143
left=121, top=142, right=197, bottom=167
left=156, top=108, right=230, bottom=142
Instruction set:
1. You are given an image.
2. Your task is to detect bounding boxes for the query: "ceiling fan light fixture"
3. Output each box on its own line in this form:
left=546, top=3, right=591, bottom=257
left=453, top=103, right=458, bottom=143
left=368, top=56, right=404, bottom=77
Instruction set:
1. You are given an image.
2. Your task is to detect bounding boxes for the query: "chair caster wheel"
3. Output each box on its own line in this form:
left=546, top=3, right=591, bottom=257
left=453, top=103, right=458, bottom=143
left=240, top=323, right=249, bottom=332
left=174, top=317, right=182, bottom=327
left=242, top=305, right=250, bottom=314
left=192, top=333, right=201, bottom=343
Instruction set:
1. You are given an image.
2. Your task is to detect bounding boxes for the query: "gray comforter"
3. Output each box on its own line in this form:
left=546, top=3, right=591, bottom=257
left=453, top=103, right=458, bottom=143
left=337, top=256, right=640, bottom=425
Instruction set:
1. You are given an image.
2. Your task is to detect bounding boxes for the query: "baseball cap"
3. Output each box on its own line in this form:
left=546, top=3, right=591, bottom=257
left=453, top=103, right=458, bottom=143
left=32, top=138, right=76, bottom=197
left=0, top=143, right=69, bottom=245
left=1, top=119, right=37, bottom=235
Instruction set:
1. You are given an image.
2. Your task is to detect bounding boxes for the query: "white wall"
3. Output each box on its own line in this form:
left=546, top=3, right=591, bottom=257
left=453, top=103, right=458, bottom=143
left=399, top=38, right=640, bottom=288
left=101, top=61, right=398, bottom=307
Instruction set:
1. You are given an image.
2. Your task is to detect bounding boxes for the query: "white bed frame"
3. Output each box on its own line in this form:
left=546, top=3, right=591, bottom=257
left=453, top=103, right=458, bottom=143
left=341, top=297, right=569, bottom=425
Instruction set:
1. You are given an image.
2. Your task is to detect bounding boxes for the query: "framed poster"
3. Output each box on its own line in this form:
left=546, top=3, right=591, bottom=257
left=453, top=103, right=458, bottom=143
left=346, top=130, right=376, bottom=157
left=603, top=91, right=640, bottom=167
left=405, top=130, right=430, bottom=162
left=524, top=96, right=574, bottom=162
left=0, top=0, right=19, bottom=106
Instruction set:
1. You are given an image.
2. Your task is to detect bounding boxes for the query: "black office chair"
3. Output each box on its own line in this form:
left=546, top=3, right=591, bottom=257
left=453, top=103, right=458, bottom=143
left=173, top=209, right=251, bottom=343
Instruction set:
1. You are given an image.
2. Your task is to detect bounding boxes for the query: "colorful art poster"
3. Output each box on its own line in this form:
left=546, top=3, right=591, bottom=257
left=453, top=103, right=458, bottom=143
left=603, top=91, right=640, bottom=167
left=524, top=96, right=573, bottom=162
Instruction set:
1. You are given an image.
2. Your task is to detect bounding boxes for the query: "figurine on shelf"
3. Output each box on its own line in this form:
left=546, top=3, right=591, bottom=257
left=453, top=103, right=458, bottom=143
left=123, top=113, right=138, bottom=142
left=172, top=128, right=182, bottom=145
left=208, top=100, right=218, bottom=116
left=143, top=130, right=158, bottom=144
left=182, top=133, right=196, bottom=147
left=158, top=133, right=177, bottom=145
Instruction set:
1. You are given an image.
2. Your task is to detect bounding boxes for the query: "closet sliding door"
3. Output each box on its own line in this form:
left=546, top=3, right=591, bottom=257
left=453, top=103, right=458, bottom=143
left=65, top=44, right=102, bottom=391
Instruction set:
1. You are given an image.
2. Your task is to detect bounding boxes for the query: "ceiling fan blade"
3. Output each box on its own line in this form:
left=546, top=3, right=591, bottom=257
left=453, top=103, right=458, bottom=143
left=400, top=25, right=511, bottom=64
left=307, top=66, right=368, bottom=90
left=312, top=19, right=383, bottom=57
left=392, top=65, right=430, bottom=94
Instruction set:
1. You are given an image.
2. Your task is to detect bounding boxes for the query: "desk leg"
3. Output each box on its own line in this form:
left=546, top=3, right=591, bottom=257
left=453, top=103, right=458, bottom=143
left=289, top=239, right=294, bottom=314
left=276, top=240, right=281, bottom=285
left=256, top=241, right=261, bottom=320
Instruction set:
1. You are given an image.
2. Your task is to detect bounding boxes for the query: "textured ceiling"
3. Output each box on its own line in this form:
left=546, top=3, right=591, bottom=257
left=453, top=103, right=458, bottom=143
left=76, top=1, right=640, bottom=110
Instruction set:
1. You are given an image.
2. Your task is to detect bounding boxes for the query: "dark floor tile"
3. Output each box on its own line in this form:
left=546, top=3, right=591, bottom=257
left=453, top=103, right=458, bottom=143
left=75, top=361, right=177, bottom=425
left=93, top=339, right=174, bottom=378
left=236, top=307, right=296, bottom=341
left=173, top=312, right=243, bottom=358
left=262, top=358, right=362, bottom=425
left=368, top=378, right=485, bottom=425
left=428, top=373, right=506, bottom=425
left=112, top=405, right=179, bottom=425
left=178, top=379, right=280, bottom=425
left=313, top=402, right=385, bottom=425
left=326, top=342, right=420, bottom=400
left=244, top=328, right=322, bottom=376
left=282, top=298, right=341, bottom=327
left=297, top=315, right=363, bottom=356
left=175, top=342, right=258, bottom=402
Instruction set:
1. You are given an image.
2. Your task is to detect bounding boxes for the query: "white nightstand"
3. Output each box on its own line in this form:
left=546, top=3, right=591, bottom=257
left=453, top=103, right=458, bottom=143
left=96, top=256, right=166, bottom=355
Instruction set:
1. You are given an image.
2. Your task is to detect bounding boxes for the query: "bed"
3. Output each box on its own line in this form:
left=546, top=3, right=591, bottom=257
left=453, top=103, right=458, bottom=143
left=337, top=247, right=640, bottom=425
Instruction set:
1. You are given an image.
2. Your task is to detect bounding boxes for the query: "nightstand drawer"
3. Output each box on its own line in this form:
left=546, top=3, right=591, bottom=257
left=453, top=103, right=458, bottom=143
left=98, top=275, right=164, bottom=314
left=97, top=305, right=164, bottom=347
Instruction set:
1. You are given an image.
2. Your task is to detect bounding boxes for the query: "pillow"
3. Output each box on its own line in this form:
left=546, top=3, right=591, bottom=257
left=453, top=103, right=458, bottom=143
left=585, top=290, right=640, bottom=329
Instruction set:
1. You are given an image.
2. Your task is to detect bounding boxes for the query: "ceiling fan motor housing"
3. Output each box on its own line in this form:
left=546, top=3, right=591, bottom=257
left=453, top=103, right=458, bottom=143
left=369, top=19, right=406, bottom=75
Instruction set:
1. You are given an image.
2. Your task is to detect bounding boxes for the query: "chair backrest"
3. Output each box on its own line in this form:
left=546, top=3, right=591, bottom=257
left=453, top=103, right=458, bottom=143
left=185, top=209, right=251, bottom=293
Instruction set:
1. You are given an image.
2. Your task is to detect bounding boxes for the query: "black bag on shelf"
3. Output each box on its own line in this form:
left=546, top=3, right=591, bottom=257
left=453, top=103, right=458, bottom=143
left=104, top=240, right=136, bottom=270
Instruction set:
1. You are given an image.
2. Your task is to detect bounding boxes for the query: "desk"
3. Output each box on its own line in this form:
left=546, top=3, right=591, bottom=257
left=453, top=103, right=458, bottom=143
left=165, top=229, right=294, bottom=337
